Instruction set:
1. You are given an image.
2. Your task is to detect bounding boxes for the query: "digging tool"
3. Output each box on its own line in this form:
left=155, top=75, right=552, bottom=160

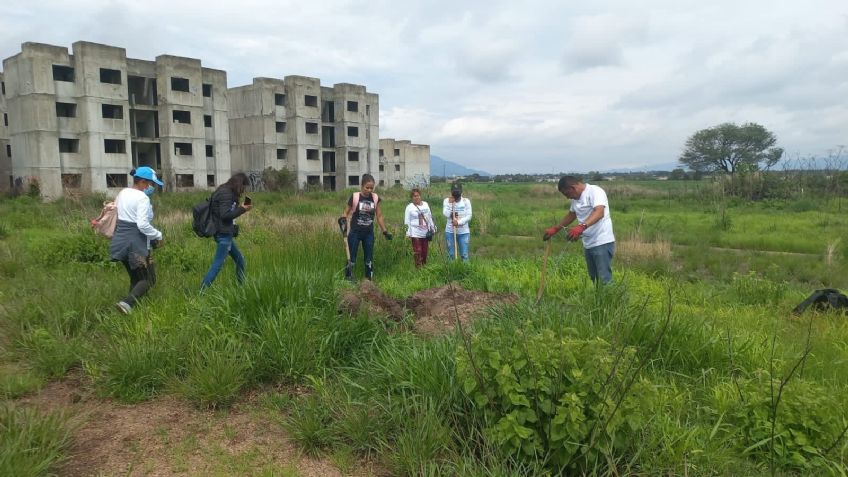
left=536, top=239, right=552, bottom=304
left=338, top=216, right=351, bottom=272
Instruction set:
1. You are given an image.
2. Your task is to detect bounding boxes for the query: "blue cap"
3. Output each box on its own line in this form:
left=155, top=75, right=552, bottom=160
left=134, top=166, right=164, bottom=186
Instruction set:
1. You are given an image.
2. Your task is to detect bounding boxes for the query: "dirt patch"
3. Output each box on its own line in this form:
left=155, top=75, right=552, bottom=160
left=16, top=373, right=373, bottom=477
left=339, top=282, right=517, bottom=336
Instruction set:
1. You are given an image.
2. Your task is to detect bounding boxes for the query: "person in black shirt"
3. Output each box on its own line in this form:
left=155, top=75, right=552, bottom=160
left=200, top=173, right=253, bottom=289
left=339, top=174, right=392, bottom=280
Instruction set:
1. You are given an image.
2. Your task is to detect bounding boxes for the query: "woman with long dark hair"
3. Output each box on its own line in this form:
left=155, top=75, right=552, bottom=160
left=200, top=173, right=253, bottom=289
left=339, top=173, right=392, bottom=280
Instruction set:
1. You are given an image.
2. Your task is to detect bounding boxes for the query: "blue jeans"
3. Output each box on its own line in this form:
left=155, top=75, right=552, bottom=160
left=346, top=229, right=374, bottom=279
left=201, top=234, right=245, bottom=289
left=584, top=241, right=615, bottom=284
left=445, top=232, right=470, bottom=262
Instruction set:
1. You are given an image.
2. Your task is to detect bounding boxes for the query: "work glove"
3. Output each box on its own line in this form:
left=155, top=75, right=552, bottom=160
left=543, top=226, right=560, bottom=241
left=567, top=223, right=588, bottom=241
left=337, top=216, right=347, bottom=235
left=383, top=231, right=393, bottom=241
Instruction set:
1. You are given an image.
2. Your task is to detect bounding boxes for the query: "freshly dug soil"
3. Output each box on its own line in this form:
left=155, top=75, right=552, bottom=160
left=339, top=281, right=517, bottom=336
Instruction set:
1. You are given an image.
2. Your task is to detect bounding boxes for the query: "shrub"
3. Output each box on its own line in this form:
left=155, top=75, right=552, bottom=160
left=710, top=373, right=848, bottom=473
left=457, top=326, right=654, bottom=472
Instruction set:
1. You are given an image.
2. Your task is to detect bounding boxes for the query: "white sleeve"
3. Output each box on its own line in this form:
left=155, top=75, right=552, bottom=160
left=135, top=197, right=163, bottom=240
left=590, top=186, right=609, bottom=208
left=443, top=198, right=453, bottom=219
left=458, top=198, right=472, bottom=226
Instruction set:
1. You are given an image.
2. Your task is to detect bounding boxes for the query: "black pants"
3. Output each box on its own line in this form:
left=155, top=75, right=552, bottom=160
left=121, top=257, right=156, bottom=307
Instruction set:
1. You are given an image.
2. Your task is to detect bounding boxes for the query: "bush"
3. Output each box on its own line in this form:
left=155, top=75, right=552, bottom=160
left=457, top=326, right=654, bottom=472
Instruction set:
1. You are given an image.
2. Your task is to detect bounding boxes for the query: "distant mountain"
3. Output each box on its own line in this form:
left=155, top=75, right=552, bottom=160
left=604, top=162, right=683, bottom=173
left=430, top=155, right=492, bottom=177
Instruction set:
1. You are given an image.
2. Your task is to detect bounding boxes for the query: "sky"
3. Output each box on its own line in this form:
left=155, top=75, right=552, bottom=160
left=1, top=0, right=846, bottom=174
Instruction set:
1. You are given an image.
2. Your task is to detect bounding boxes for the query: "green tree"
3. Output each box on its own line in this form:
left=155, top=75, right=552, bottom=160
left=679, top=122, right=783, bottom=174
left=669, top=168, right=686, bottom=180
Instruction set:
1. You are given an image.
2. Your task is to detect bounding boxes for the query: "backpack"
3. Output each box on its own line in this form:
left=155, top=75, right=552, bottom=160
left=90, top=201, right=117, bottom=238
left=192, top=193, right=217, bottom=238
left=351, top=191, right=379, bottom=212
left=792, top=288, right=848, bottom=315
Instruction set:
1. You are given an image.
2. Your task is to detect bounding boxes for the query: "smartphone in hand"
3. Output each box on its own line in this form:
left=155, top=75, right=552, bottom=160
left=244, top=196, right=252, bottom=206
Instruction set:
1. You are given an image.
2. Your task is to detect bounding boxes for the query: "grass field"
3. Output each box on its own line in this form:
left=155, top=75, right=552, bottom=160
left=1, top=180, right=846, bottom=476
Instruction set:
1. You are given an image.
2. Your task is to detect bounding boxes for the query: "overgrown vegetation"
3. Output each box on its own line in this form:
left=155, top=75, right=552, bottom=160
left=1, top=181, right=847, bottom=475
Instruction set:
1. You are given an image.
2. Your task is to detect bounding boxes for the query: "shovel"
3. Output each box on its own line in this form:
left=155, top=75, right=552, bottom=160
left=452, top=203, right=459, bottom=261
left=536, top=239, right=552, bottom=305
left=338, top=217, right=351, bottom=271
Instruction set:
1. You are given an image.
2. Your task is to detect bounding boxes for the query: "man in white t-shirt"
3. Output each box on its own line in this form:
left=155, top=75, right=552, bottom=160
left=543, top=176, right=616, bottom=284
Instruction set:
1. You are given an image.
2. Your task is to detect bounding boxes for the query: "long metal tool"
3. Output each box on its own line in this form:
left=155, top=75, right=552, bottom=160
left=452, top=202, right=459, bottom=260
left=536, top=239, right=552, bottom=305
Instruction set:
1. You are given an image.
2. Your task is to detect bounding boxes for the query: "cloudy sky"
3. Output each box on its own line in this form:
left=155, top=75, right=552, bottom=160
left=2, top=0, right=846, bottom=174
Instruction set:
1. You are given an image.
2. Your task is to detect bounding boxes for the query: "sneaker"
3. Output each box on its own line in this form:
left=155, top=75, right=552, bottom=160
left=115, top=301, right=132, bottom=315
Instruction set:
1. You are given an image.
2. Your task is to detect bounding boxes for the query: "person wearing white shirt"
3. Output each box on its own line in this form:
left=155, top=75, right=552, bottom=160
left=404, top=188, right=436, bottom=267
left=109, top=167, right=164, bottom=314
left=443, top=182, right=472, bottom=262
left=543, top=175, right=616, bottom=284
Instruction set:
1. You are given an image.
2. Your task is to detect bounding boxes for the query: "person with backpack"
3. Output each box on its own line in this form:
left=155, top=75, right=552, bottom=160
left=110, top=167, right=164, bottom=314
left=404, top=188, right=436, bottom=268
left=339, top=174, right=392, bottom=281
left=200, top=173, right=253, bottom=290
left=443, top=182, right=472, bottom=262
left=543, top=175, right=616, bottom=284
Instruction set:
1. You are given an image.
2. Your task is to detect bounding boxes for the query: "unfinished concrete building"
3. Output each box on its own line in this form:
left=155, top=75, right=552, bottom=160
left=378, top=138, right=430, bottom=189
left=228, top=77, right=379, bottom=190
left=0, top=73, right=9, bottom=192
left=2, top=41, right=230, bottom=197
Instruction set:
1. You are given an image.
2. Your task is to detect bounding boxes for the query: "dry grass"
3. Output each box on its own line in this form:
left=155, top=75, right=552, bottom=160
left=825, top=238, right=841, bottom=267
left=617, top=233, right=672, bottom=264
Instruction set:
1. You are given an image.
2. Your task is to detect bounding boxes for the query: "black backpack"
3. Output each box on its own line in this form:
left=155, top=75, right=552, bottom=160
left=792, top=288, right=848, bottom=315
left=192, top=192, right=217, bottom=238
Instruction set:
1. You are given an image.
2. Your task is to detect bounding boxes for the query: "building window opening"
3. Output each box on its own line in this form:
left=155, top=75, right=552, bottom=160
left=276, top=121, right=286, bottom=133
left=1, top=81, right=5, bottom=95
left=305, top=122, right=318, bottom=134
left=379, top=164, right=384, bottom=172
left=205, top=145, right=214, bottom=157
left=349, top=175, right=359, bottom=186
left=207, top=175, right=215, bottom=187
left=52, top=65, right=75, bottom=82
left=102, top=104, right=123, bottom=119
left=175, top=142, right=193, bottom=156
left=61, top=174, right=82, bottom=189
left=3, top=113, right=7, bottom=126
left=99, top=68, right=121, bottom=84
left=379, top=149, right=384, bottom=156
left=394, top=164, right=400, bottom=172
left=277, top=148, right=287, bottom=160
left=106, top=173, right=128, bottom=188
left=104, top=139, right=126, bottom=154
left=128, top=76, right=157, bottom=106
left=322, top=151, right=336, bottom=173
left=172, top=110, right=191, bottom=124
left=306, top=149, right=319, bottom=160
left=347, top=101, right=358, bottom=112
left=347, top=126, right=359, bottom=137
left=171, top=77, right=190, bottom=92
left=176, top=174, right=194, bottom=187
left=56, top=102, right=77, bottom=118
left=395, top=180, right=401, bottom=185
left=204, top=115, right=212, bottom=128
left=58, top=138, right=80, bottom=153
left=306, top=175, right=320, bottom=186
left=5, top=145, right=10, bottom=157
left=348, top=151, right=359, bottom=162
left=394, top=148, right=400, bottom=156
left=379, top=180, right=384, bottom=186
left=322, top=100, right=335, bottom=122
left=202, top=83, right=212, bottom=97
left=275, top=93, right=285, bottom=106
left=304, top=95, right=318, bottom=107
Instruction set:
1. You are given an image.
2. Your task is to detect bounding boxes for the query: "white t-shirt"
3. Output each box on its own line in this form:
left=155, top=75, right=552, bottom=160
left=569, top=183, right=614, bottom=248
left=404, top=201, right=435, bottom=239
left=115, top=187, right=163, bottom=242
left=442, top=197, right=472, bottom=234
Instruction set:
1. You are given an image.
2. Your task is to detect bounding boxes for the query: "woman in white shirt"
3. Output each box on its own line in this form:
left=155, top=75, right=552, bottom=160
left=404, top=188, right=436, bottom=268
left=109, top=167, right=164, bottom=314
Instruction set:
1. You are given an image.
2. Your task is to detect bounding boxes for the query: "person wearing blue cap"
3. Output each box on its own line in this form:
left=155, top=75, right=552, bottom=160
left=110, top=167, right=164, bottom=314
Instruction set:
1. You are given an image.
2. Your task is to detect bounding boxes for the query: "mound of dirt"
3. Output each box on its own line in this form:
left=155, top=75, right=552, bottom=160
left=404, top=283, right=518, bottom=336
left=339, top=281, right=517, bottom=336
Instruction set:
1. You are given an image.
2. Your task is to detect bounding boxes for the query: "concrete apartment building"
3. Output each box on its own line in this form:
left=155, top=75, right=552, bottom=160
left=228, top=76, right=379, bottom=191
left=0, top=73, right=10, bottom=192
left=378, top=138, right=430, bottom=188
left=2, top=41, right=230, bottom=197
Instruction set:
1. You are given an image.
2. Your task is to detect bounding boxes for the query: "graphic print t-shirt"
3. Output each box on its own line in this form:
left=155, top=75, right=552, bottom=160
left=348, top=194, right=376, bottom=233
